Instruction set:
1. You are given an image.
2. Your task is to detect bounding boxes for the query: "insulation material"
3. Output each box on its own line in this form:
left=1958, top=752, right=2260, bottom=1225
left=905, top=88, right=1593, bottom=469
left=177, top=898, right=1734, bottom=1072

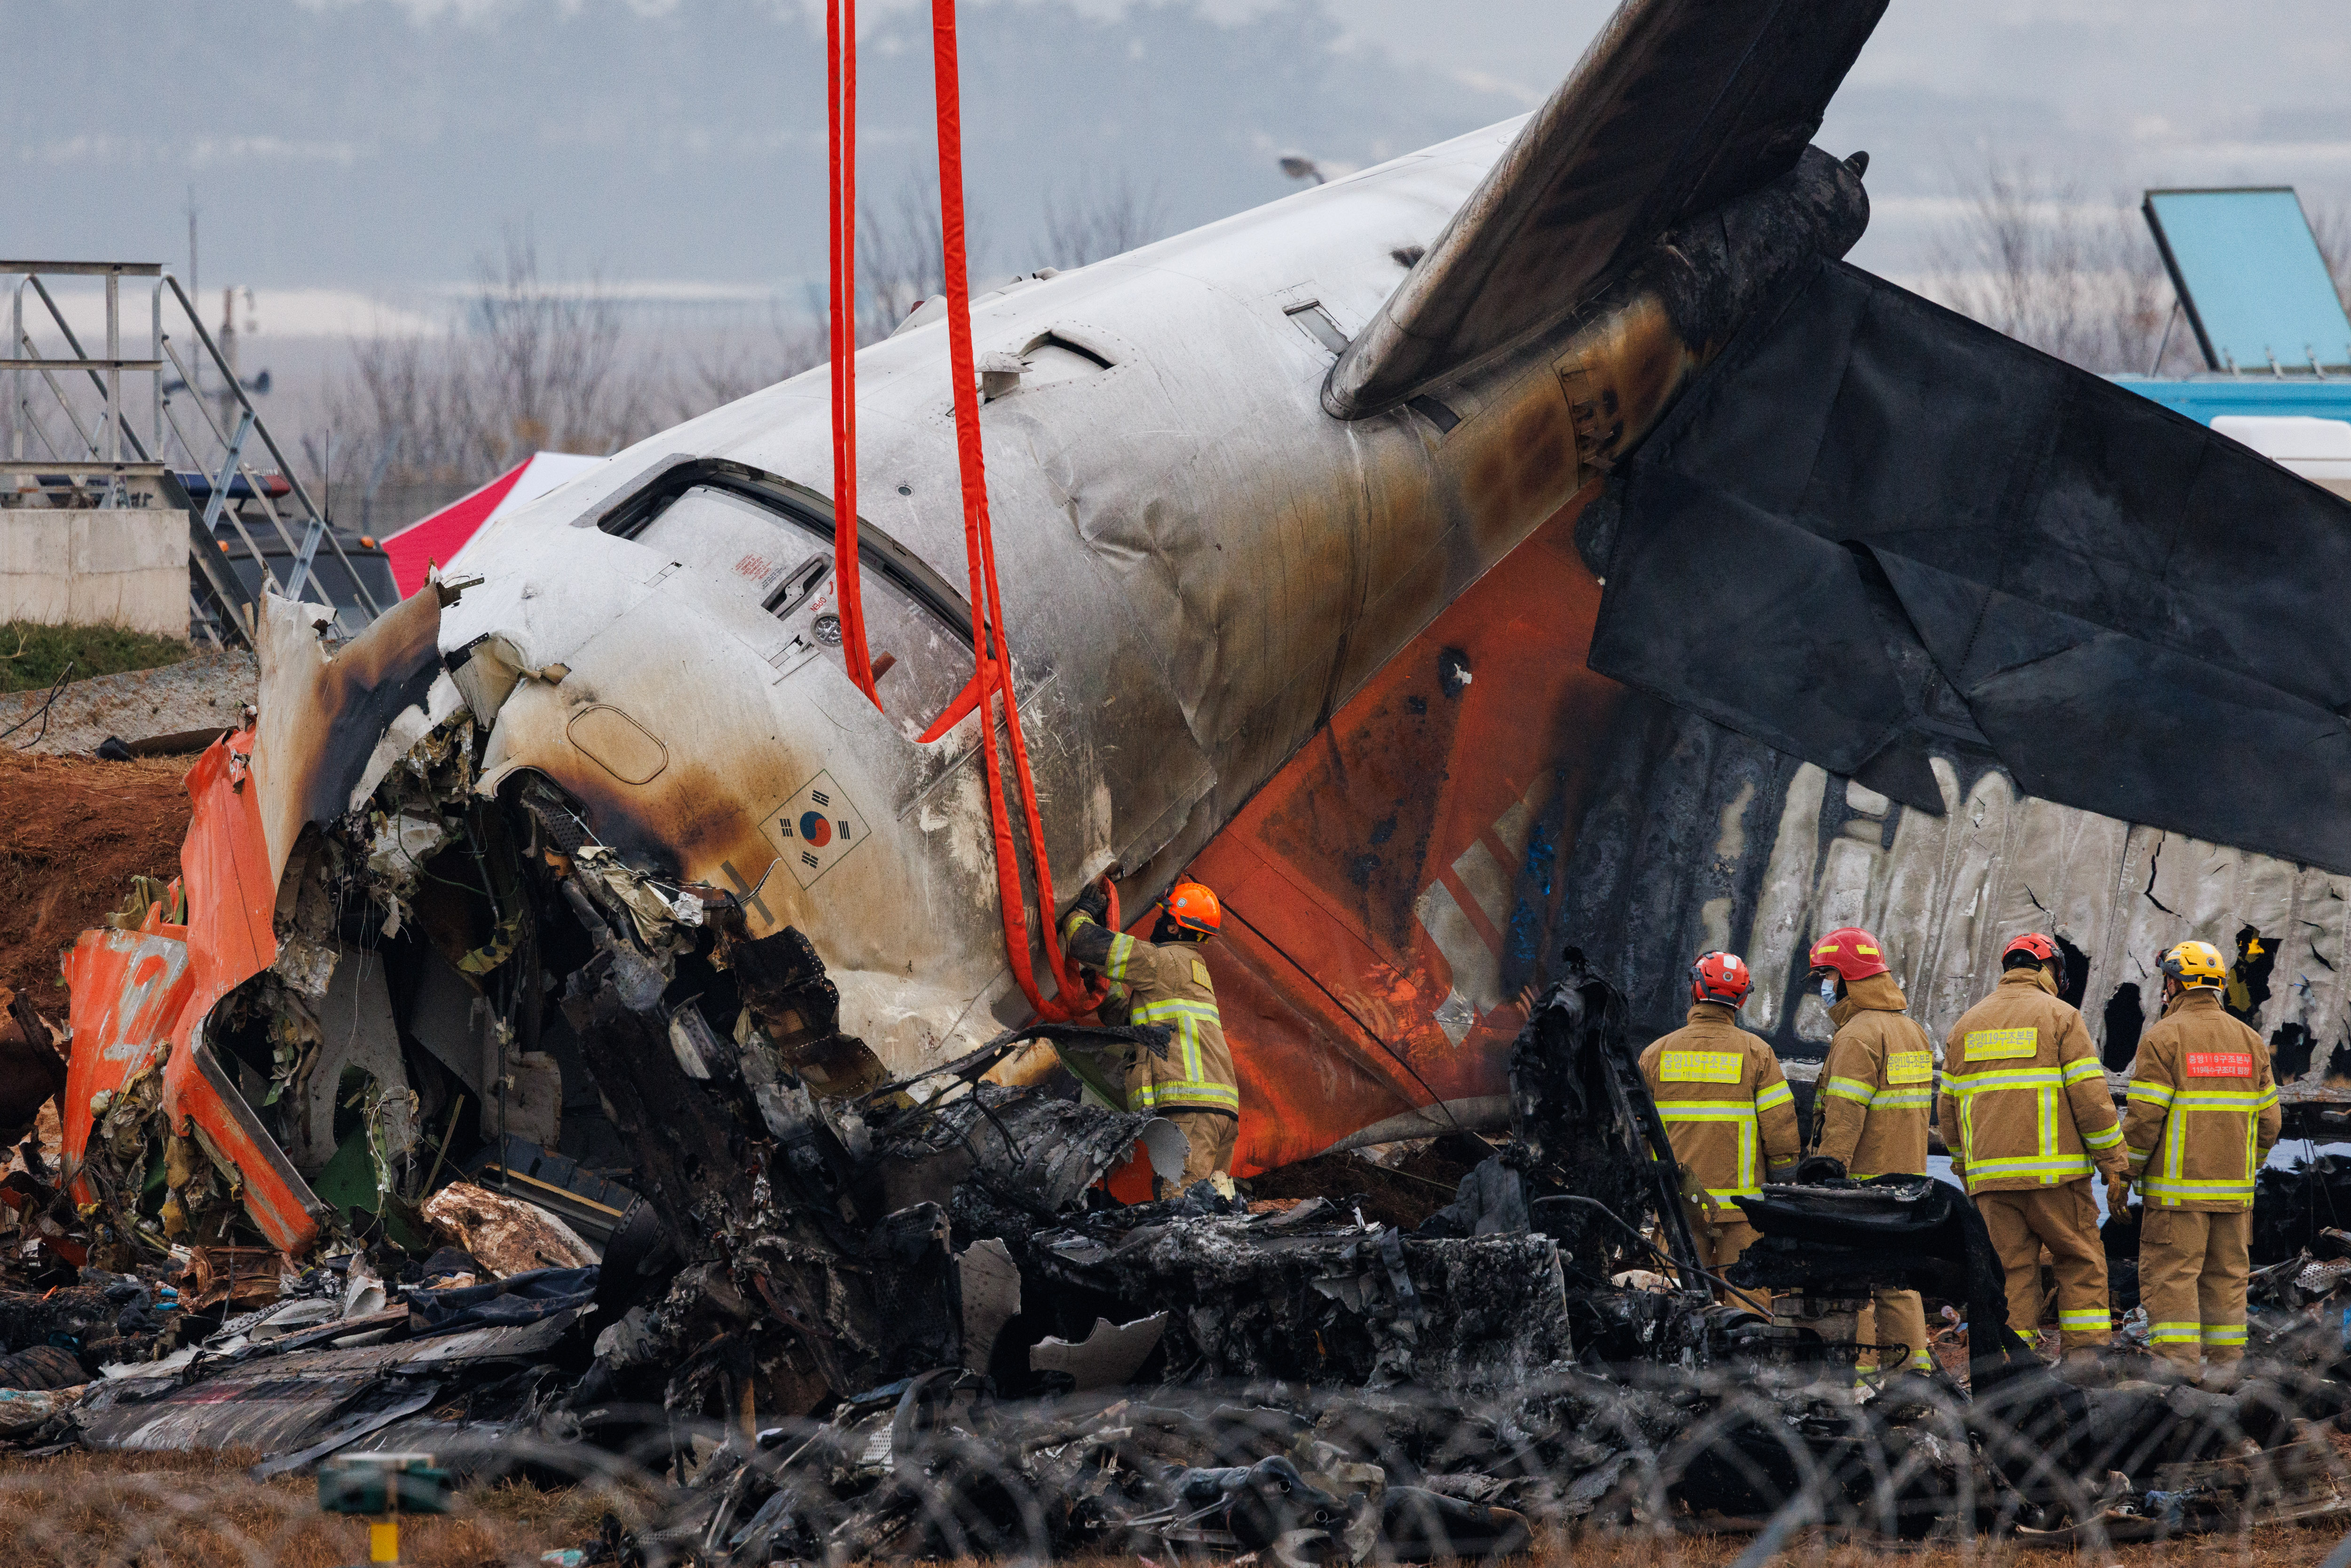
left=421, top=1182, right=600, bottom=1276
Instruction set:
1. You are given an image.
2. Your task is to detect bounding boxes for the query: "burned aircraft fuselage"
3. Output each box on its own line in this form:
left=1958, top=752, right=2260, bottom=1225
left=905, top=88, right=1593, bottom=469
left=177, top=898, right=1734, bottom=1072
left=429, top=139, right=1867, bottom=1085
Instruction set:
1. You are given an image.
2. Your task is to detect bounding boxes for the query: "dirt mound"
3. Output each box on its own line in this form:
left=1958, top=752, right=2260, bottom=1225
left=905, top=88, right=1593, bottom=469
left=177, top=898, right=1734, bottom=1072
left=0, top=750, right=191, bottom=1007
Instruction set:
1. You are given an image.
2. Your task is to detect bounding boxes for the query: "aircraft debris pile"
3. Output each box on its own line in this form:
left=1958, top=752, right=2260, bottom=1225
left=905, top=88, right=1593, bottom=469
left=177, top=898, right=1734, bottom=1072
left=14, top=892, right=2351, bottom=1558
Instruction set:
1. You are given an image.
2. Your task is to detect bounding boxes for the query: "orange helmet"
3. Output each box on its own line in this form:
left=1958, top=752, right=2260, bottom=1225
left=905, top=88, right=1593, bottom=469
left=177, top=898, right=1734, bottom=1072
left=1161, top=879, right=1222, bottom=937
left=1809, top=926, right=1889, bottom=985
left=2003, top=932, right=2058, bottom=966
left=1689, top=951, right=1752, bottom=1008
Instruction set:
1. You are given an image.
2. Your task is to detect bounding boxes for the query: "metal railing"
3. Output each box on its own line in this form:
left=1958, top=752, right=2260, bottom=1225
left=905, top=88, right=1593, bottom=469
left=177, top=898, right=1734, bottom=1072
left=2, top=260, right=388, bottom=646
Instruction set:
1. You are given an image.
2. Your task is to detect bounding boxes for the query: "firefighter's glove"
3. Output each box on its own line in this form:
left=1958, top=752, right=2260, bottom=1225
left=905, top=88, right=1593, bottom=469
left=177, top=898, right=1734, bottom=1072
left=2106, top=1172, right=2132, bottom=1214
left=1072, top=879, right=1112, bottom=927
left=1793, top=1154, right=1847, bottom=1185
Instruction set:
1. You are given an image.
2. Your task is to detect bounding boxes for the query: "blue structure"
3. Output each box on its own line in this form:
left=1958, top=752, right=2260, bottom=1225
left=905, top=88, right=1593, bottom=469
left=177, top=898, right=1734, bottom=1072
left=2111, top=377, right=2351, bottom=425
left=2143, top=188, right=2351, bottom=373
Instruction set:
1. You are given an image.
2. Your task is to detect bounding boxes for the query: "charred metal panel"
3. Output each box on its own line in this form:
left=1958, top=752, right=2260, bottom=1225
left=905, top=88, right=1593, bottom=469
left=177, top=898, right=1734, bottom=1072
left=1592, top=258, right=2351, bottom=872
left=1327, top=0, right=1885, bottom=415
left=1187, top=502, right=1631, bottom=1172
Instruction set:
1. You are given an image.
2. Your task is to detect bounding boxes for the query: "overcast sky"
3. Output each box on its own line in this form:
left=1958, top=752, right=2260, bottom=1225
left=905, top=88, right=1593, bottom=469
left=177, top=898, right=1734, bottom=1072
left=8, top=0, right=2348, bottom=333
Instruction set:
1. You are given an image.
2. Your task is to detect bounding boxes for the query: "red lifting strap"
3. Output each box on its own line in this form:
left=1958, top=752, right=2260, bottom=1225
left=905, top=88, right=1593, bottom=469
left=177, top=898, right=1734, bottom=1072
left=826, top=0, right=880, bottom=709
left=823, top=0, right=1102, bottom=1022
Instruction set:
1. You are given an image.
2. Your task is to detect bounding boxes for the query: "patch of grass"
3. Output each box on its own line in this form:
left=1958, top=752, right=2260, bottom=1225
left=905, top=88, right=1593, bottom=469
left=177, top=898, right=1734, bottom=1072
left=0, top=621, right=191, bottom=694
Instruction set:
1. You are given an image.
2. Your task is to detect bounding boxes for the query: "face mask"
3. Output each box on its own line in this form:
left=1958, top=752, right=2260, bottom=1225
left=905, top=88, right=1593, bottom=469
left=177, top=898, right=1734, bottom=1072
left=1820, top=977, right=1840, bottom=1007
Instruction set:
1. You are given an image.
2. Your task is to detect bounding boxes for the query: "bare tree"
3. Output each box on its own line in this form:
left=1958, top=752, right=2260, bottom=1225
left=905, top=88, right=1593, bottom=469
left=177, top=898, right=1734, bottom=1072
left=326, top=233, right=666, bottom=513
left=667, top=307, right=830, bottom=423
left=2309, top=197, right=2351, bottom=315
left=1928, top=156, right=2175, bottom=375
left=858, top=178, right=952, bottom=344
left=467, top=233, right=645, bottom=463
left=1043, top=172, right=1168, bottom=269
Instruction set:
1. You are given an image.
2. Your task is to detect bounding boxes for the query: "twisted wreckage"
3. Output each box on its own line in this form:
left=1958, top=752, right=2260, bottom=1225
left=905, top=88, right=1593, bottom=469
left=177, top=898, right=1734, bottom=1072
left=14, top=588, right=2351, bottom=1553
left=17, top=0, right=2351, bottom=1553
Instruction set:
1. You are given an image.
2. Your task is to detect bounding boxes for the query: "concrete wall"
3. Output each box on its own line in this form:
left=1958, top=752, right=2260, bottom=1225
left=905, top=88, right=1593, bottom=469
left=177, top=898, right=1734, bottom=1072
left=0, top=508, right=186, bottom=636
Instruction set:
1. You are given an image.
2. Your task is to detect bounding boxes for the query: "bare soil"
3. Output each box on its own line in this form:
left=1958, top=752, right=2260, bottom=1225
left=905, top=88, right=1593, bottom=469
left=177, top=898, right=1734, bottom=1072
left=0, top=750, right=191, bottom=1004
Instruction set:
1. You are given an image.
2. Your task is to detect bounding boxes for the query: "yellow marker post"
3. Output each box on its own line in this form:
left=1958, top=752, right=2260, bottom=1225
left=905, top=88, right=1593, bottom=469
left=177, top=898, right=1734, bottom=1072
left=319, top=1451, right=453, bottom=1568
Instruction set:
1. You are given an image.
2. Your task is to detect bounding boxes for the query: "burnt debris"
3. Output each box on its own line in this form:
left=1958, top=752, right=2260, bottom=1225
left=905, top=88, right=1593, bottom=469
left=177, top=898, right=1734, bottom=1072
left=19, top=885, right=2351, bottom=1559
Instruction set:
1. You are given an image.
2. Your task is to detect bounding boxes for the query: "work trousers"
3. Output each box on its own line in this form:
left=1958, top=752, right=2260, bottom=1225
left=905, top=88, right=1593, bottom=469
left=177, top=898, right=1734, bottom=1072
left=2140, top=1207, right=2251, bottom=1371
left=1975, top=1181, right=2111, bottom=1353
left=1857, top=1289, right=1935, bottom=1373
left=1156, top=1109, right=1239, bottom=1200
left=1680, top=1202, right=1771, bottom=1314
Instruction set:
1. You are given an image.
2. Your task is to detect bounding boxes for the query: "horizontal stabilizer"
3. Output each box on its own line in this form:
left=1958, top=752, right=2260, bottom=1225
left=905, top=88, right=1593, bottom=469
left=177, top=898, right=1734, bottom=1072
left=1587, top=258, right=2351, bottom=875
left=1326, top=0, right=1886, bottom=418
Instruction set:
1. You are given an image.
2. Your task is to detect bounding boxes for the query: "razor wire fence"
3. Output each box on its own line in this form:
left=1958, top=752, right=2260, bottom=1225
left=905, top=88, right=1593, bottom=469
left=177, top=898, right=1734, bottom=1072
left=5, top=1360, right=2351, bottom=1568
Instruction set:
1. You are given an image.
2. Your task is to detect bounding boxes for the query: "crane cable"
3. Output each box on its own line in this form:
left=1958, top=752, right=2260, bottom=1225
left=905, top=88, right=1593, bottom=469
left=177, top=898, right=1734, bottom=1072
left=828, top=0, right=1107, bottom=1022
left=825, top=0, right=880, bottom=709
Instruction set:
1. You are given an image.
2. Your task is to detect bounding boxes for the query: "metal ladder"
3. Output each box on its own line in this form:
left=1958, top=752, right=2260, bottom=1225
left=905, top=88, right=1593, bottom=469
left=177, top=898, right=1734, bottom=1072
left=2, top=260, right=388, bottom=646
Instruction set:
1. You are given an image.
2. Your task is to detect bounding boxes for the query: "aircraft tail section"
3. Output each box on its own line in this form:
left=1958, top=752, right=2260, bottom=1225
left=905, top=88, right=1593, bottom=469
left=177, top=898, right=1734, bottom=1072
left=1325, top=0, right=1886, bottom=418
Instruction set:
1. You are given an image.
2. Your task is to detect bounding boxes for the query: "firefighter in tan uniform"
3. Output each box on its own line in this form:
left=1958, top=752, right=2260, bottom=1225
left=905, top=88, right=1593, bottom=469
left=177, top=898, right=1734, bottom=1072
left=1639, top=951, right=1802, bottom=1302
left=1806, top=926, right=1936, bottom=1374
left=2122, top=940, right=2280, bottom=1374
left=1062, top=878, right=1241, bottom=1197
left=1940, top=932, right=2129, bottom=1358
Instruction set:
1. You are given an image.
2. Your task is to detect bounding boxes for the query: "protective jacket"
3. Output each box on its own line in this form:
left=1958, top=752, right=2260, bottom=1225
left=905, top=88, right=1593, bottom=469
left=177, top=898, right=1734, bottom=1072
left=2122, top=987, right=2280, bottom=1211
left=1938, top=968, right=2125, bottom=1193
left=1812, top=972, right=1934, bottom=1178
left=1638, top=1001, right=1801, bottom=1219
left=1062, top=912, right=1239, bottom=1116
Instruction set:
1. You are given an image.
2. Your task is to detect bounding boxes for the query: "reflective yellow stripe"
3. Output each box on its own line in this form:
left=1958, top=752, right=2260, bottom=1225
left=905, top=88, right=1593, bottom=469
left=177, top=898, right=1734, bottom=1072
left=2141, top=1176, right=2256, bottom=1203
left=2149, top=1322, right=2201, bottom=1344
left=1754, top=1081, right=1794, bottom=1112
left=1964, top=1153, right=2093, bottom=1183
left=1871, top=1087, right=1933, bottom=1110
left=2172, top=1088, right=2268, bottom=1108
left=1825, top=1076, right=1875, bottom=1104
left=1130, top=1079, right=1239, bottom=1111
left=1657, top=1100, right=1760, bottom=1193
left=2200, top=1324, right=2248, bottom=1345
left=2125, top=1146, right=2151, bottom=1169
left=2061, top=1056, right=2106, bottom=1087
left=2083, top=1122, right=2123, bottom=1150
left=1947, top=1068, right=2064, bottom=1096
left=2059, top=1308, right=2108, bottom=1330
left=1104, top=932, right=1138, bottom=982
left=2128, top=1081, right=2176, bottom=1107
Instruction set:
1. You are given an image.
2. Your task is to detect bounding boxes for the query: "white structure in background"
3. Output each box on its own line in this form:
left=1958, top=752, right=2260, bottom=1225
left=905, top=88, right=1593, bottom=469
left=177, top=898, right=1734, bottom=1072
left=1743, top=758, right=2351, bottom=1096
left=2213, top=416, right=2351, bottom=500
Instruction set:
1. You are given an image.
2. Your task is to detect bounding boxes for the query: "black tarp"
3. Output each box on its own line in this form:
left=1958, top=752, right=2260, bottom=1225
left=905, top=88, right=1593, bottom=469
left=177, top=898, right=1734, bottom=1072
left=406, top=1267, right=598, bottom=1339
left=1589, top=258, right=2351, bottom=873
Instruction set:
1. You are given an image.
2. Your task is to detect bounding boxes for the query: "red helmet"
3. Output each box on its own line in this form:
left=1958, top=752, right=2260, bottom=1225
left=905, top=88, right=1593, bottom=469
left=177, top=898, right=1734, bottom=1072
left=1689, top=951, right=1752, bottom=1008
left=1809, top=926, right=1889, bottom=985
left=1160, top=879, right=1222, bottom=937
left=2003, top=932, right=2058, bottom=965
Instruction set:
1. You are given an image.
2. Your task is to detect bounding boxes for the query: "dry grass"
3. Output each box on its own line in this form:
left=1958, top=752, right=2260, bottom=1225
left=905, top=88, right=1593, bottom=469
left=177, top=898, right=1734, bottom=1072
left=0, top=1449, right=2344, bottom=1566
left=0, top=1447, right=649, bottom=1567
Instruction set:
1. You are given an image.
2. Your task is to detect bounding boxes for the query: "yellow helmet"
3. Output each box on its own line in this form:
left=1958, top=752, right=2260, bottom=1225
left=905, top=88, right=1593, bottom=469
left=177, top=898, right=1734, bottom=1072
left=2161, top=940, right=2227, bottom=989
